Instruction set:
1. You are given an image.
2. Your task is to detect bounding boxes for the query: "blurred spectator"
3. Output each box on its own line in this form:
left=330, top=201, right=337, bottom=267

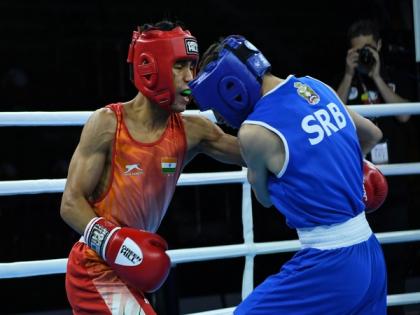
left=335, top=19, right=415, bottom=315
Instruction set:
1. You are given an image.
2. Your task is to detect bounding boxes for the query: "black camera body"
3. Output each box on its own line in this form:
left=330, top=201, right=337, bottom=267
left=358, top=46, right=375, bottom=68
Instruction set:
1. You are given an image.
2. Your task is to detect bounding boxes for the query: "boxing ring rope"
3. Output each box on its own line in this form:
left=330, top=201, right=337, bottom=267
left=1, top=103, right=420, bottom=126
left=0, top=109, right=216, bottom=126
left=1, top=103, right=420, bottom=314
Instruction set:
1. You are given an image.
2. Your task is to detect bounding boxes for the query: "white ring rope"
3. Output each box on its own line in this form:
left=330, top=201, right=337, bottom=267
left=0, top=109, right=217, bottom=126
left=0, top=171, right=247, bottom=196
left=351, top=102, right=420, bottom=117
left=1, top=103, right=420, bottom=312
left=0, top=103, right=420, bottom=126
left=2, top=229, right=420, bottom=279
left=1, top=163, right=419, bottom=196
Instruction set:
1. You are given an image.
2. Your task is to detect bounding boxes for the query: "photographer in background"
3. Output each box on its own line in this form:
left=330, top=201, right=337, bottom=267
left=337, top=19, right=410, bottom=123
left=336, top=19, right=413, bottom=315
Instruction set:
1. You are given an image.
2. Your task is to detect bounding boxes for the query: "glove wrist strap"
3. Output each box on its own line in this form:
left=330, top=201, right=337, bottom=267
left=84, top=217, right=120, bottom=260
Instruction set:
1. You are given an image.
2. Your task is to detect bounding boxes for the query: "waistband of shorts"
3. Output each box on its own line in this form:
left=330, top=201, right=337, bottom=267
left=296, top=212, right=372, bottom=250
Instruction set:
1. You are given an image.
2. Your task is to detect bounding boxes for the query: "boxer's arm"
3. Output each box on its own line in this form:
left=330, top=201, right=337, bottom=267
left=183, top=115, right=245, bottom=166
left=346, top=107, right=383, bottom=155
left=239, top=124, right=286, bottom=208
left=60, top=108, right=116, bottom=235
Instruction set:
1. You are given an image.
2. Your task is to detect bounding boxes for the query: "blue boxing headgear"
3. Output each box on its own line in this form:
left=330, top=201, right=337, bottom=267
left=188, top=36, right=271, bottom=128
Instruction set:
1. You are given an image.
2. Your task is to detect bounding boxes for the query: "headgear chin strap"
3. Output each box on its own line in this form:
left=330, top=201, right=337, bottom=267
left=127, top=26, right=199, bottom=111
left=189, top=35, right=270, bottom=128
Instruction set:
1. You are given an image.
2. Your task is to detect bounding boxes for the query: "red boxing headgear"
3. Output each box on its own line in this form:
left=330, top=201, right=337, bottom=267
left=127, top=26, right=199, bottom=111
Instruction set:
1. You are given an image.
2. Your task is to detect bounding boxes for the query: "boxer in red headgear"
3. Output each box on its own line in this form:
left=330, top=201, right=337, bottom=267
left=127, top=25, right=198, bottom=110
left=61, top=20, right=244, bottom=314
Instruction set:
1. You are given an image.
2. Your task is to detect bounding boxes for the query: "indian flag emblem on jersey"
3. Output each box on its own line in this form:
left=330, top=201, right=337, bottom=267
left=161, top=157, right=177, bottom=175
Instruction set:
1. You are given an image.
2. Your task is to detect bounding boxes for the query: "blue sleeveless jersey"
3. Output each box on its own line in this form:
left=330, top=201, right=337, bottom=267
left=244, top=75, right=365, bottom=228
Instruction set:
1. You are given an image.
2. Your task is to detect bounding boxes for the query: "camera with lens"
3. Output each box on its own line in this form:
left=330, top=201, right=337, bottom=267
left=358, top=46, right=375, bottom=68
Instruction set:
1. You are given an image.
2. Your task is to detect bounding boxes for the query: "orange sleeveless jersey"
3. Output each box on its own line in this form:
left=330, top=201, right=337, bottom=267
left=92, top=103, right=187, bottom=232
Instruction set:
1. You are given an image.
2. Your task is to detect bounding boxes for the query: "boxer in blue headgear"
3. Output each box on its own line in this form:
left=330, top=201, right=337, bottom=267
left=189, top=35, right=271, bottom=128
left=190, top=35, right=387, bottom=314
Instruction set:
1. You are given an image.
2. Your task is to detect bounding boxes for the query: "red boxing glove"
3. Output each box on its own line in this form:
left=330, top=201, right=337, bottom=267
left=84, top=217, right=170, bottom=292
left=363, top=160, right=388, bottom=213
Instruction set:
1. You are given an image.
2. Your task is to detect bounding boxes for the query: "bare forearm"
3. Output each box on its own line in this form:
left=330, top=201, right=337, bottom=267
left=347, top=107, right=383, bottom=155
left=359, top=136, right=380, bottom=156
left=216, top=145, right=245, bottom=166
left=60, top=193, right=97, bottom=235
left=358, top=122, right=383, bottom=156
left=204, top=134, right=246, bottom=167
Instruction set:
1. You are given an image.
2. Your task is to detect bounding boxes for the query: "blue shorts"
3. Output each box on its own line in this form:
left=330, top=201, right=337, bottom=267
left=234, top=235, right=387, bottom=315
